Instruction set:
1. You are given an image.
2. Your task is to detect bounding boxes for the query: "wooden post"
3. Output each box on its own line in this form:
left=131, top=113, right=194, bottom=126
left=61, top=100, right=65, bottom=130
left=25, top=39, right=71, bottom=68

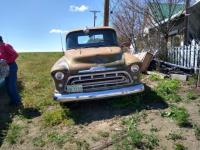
left=197, top=69, right=200, bottom=88
left=104, top=0, right=110, bottom=26
left=184, top=0, right=190, bottom=45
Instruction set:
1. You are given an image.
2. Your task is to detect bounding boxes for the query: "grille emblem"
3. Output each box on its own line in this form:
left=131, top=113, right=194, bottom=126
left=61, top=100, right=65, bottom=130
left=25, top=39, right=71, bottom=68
left=79, top=66, right=116, bottom=73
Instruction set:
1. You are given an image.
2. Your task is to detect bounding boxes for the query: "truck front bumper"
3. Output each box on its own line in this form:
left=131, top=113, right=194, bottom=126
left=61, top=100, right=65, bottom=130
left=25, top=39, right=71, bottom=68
left=53, top=84, right=145, bottom=103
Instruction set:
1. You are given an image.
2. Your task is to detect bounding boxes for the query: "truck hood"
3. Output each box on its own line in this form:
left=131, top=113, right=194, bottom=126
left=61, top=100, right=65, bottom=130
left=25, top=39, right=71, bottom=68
left=51, top=46, right=141, bottom=74
left=64, top=47, right=124, bottom=73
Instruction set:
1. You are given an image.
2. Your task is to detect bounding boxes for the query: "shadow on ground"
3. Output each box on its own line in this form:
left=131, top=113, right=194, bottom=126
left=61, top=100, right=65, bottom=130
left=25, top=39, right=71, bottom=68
left=64, top=85, right=168, bottom=124
left=0, top=81, right=40, bottom=146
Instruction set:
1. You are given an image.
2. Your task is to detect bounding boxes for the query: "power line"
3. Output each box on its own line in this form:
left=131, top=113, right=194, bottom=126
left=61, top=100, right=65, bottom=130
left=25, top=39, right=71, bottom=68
left=90, top=10, right=101, bottom=27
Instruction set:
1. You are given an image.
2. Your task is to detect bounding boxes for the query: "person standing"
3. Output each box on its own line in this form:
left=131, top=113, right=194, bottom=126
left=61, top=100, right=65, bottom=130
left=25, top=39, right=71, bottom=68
left=0, top=36, right=21, bottom=106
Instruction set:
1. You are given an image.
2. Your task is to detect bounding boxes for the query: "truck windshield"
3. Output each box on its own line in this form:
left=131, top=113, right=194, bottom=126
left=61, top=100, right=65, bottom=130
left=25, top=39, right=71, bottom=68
left=66, top=29, right=118, bottom=50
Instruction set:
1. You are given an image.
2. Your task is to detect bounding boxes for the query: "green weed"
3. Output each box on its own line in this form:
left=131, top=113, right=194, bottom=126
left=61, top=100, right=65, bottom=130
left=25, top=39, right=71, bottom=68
left=75, top=139, right=90, bottom=150
left=114, top=114, right=159, bottom=150
left=149, top=74, right=162, bottom=81
left=97, top=131, right=109, bottom=138
left=42, top=106, right=73, bottom=127
left=47, top=132, right=73, bottom=147
left=186, top=91, right=198, bottom=100
left=174, top=143, right=187, bottom=150
left=166, top=132, right=183, bottom=141
left=193, top=124, right=200, bottom=140
left=5, top=123, right=24, bottom=144
left=32, top=135, right=46, bottom=147
left=161, top=105, right=190, bottom=127
left=156, top=79, right=181, bottom=102
left=150, top=125, right=159, bottom=132
left=187, top=75, right=198, bottom=86
left=145, top=133, right=159, bottom=149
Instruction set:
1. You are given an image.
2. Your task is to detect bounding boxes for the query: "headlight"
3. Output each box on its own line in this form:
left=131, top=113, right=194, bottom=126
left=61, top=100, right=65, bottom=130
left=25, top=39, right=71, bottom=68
left=55, top=72, right=65, bottom=80
left=130, top=65, right=139, bottom=73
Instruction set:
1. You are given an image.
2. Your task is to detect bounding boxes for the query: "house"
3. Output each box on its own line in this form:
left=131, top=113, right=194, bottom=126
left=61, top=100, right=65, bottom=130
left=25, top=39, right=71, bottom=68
left=146, top=1, right=200, bottom=48
left=142, top=2, right=185, bottom=51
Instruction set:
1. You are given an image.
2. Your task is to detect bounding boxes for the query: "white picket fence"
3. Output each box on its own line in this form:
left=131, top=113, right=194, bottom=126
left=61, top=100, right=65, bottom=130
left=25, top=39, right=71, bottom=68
left=167, top=41, right=200, bottom=73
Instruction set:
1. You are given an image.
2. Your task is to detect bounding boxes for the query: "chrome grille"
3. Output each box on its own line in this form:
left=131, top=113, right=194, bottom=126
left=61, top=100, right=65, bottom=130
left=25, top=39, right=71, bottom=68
left=65, top=71, right=133, bottom=92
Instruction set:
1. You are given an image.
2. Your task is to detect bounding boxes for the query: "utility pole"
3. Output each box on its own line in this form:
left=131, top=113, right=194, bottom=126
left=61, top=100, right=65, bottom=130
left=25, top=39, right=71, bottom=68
left=104, top=0, right=110, bottom=26
left=184, top=0, right=190, bottom=45
left=90, top=10, right=100, bottom=27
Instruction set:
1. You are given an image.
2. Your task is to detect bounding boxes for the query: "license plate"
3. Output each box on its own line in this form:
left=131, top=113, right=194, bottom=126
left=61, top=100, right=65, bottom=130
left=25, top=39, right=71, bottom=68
left=66, top=85, right=83, bottom=93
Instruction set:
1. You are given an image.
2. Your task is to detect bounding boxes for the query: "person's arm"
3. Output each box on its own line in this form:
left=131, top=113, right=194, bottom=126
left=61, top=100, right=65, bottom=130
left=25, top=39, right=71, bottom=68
left=4, top=44, right=18, bottom=63
left=5, top=44, right=18, bottom=58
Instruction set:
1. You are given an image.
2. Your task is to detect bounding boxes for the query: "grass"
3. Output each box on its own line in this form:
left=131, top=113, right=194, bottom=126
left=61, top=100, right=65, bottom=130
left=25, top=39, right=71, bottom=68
left=187, top=75, right=198, bottom=86
left=32, top=135, right=46, bottom=147
left=166, top=132, right=183, bottom=141
left=193, top=124, right=200, bottom=140
left=112, top=95, right=143, bottom=109
left=186, top=91, right=198, bottom=100
left=47, top=131, right=73, bottom=147
left=114, top=114, right=159, bottom=150
left=97, top=131, right=110, bottom=138
left=32, top=131, right=74, bottom=148
left=150, top=125, right=159, bottom=132
left=174, top=143, right=187, bottom=150
left=161, top=105, right=190, bottom=127
left=75, top=139, right=90, bottom=150
left=17, top=53, right=63, bottom=110
left=149, top=74, right=162, bottom=81
left=42, top=106, right=74, bottom=127
left=17, top=53, right=75, bottom=126
left=5, top=123, right=24, bottom=144
left=1, top=52, right=199, bottom=149
left=156, top=79, right=181, bottom=102
left=145, top=133, right=159, bottom=149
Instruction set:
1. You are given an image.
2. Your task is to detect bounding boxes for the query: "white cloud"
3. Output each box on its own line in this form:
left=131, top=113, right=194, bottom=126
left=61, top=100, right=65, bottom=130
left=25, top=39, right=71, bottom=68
left=49, top=29, right=68, bottom=34
left=69, top=5, right=88, bottom=12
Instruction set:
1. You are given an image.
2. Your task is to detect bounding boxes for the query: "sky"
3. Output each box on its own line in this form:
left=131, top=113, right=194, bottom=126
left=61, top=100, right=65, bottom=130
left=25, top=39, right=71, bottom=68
left=0, top=0, right=105, bottom=52
left=1, top=0, right=199, bottom=53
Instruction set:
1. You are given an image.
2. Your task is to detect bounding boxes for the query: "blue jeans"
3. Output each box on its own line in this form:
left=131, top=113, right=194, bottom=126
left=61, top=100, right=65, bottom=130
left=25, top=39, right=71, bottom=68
left=5, top=62, right=21, bottom=104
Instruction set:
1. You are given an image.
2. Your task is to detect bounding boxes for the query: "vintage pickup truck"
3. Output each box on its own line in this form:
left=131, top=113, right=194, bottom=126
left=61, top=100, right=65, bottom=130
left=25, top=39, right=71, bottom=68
left=51, top=27, right=144, bottom=102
